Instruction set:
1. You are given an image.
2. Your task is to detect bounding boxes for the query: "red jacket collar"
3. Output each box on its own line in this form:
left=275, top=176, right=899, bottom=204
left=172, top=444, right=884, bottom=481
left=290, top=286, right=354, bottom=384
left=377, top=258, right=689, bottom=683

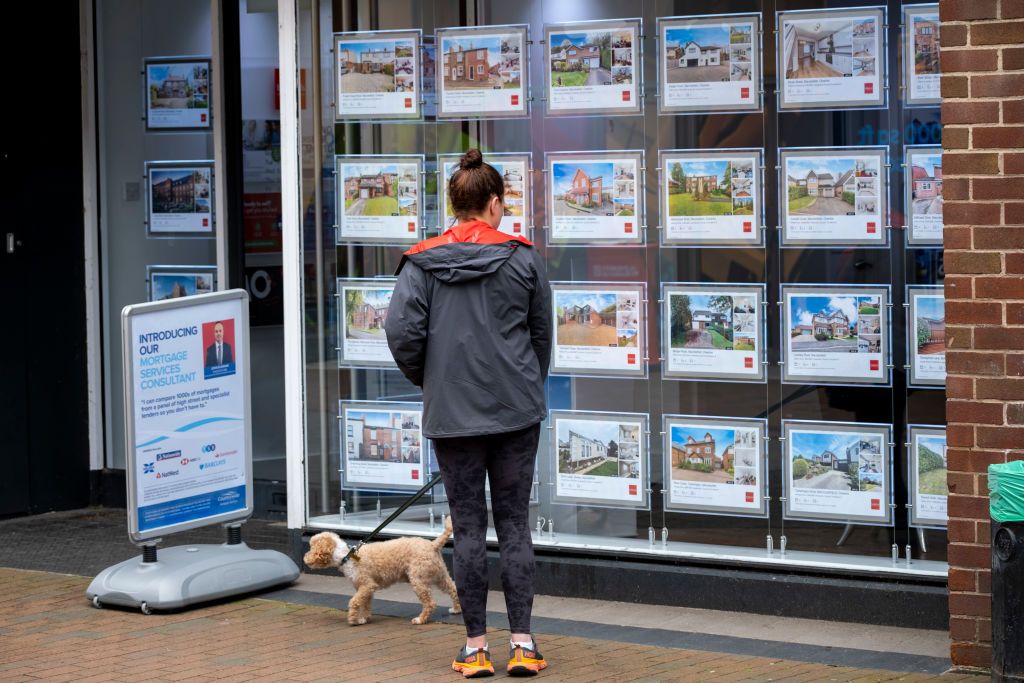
left=404, top=220, right=533, bottom=255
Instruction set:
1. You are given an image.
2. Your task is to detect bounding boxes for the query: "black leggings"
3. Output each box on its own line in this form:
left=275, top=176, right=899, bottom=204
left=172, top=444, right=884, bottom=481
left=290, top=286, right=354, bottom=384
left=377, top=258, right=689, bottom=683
left=433, top=423, right=540, bottom=639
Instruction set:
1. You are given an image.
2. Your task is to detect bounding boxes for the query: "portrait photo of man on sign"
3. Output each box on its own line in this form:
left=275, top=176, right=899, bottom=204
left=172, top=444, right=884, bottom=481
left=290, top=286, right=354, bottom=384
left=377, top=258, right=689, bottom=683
left=203, top=319, right=236, bottom=379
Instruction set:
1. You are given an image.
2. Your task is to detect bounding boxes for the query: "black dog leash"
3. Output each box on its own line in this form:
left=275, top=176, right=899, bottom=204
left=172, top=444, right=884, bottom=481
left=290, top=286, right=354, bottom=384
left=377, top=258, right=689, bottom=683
left=340, top=471, right=445, bottom=566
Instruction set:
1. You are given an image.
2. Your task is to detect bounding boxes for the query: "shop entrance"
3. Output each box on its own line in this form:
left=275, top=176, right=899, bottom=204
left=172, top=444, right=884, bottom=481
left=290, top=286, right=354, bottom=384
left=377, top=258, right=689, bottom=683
left=0, top=1, right=90, bottom=517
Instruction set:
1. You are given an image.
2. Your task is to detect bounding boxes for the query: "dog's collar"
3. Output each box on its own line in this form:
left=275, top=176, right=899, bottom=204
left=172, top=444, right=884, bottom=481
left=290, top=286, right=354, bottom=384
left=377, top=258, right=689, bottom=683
left=332, top=540, right=361, bottom=566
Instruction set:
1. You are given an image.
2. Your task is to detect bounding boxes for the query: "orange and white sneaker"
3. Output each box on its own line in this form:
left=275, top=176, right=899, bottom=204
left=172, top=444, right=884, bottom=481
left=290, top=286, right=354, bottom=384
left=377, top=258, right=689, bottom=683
left=452, top=645, right=494, bottom=678
left=507, top=639, right=547, bottom=676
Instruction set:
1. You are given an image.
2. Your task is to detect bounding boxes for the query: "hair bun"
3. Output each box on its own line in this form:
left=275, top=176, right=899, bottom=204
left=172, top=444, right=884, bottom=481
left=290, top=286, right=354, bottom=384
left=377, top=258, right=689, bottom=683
left=459, top=148, right=484, bottom=170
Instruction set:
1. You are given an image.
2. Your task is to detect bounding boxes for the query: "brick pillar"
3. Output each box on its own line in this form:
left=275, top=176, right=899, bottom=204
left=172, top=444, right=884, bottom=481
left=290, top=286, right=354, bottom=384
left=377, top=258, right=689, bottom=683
left=941, top=0, right=1024, bottom=671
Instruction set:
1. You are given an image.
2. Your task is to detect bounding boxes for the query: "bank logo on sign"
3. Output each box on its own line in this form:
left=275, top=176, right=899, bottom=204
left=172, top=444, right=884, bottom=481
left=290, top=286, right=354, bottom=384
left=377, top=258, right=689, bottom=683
left=200, top=459, right=227, bottom=471
left=156, top=449, right=181, bottom=462
left=202, top=443, right=216, bottom=453
left=143, top=462, right=155, bottom=474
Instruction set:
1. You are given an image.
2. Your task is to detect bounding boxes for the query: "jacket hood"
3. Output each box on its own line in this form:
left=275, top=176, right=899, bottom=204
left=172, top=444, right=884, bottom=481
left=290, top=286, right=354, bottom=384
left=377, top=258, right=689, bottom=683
left=399, top=220, right=534, bottom=284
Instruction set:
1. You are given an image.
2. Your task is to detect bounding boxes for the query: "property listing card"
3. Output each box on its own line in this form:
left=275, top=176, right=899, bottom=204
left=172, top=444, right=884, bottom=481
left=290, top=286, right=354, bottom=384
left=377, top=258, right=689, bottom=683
left=780, top=147, right=887, bottom=246
left=905, top=146, right=943, bottom=246
left=663, top=283, right=765, bottom=382
left=146, top=163, right=214, bottom=235
left=337, top=278, right=397, bottom=367
left=436, top=25, right=527, bottom=118
left=784, top=421, right=892, bottom=524
left=904, top=6, right=941, bottom=105
left=551, top=411, right=648, bottom=509
left=660, top=150, right=762, bottom=246
left=664, top=415, right=766, bottom=516
left=910, top=426, right=948, bottom=526
left=908, top=286, right=945, bottom=387
left=548, top=153, right=643, bottom=244
left=440, top=154, right=530, bottom=237
left=782, top=285, right=891, bottom=386
left=659, top=14, right=761, bottom=114
left=545, top=20, right=641, bottom=116
left=145, top=59, right=211, bottom=129
left=341, top=401, right=426, bottom=492
left=778, top=8, right=885, bottom=110
left=335, top=30, right=421, bottom=119
left=335, top=156, right=422, bottom=243
left=550, top=283, right=645, bottom=378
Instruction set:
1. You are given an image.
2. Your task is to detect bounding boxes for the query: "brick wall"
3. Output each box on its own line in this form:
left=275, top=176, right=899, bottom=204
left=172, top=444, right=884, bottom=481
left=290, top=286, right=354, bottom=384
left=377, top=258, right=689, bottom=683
left=941, top=0, right=1024, bottom=670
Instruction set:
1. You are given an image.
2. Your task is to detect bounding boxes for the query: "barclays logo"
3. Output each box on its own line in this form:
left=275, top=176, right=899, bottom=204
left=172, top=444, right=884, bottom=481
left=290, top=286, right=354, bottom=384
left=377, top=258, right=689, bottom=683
left=199, top=459, right=227, bottom=470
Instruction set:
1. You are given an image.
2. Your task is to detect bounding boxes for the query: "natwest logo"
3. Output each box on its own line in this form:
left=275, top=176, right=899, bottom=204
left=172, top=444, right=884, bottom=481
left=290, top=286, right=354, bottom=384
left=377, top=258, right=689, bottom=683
left=156, top=469, right=180, bottom=479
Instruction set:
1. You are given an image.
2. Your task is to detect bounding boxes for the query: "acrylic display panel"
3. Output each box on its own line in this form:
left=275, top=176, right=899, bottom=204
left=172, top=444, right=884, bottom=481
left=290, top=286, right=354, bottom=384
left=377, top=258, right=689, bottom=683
left=340, top=401, right=428, bottom=492
left=906, top=285, right=945, bottom=388
left=907, top=425, right=947, bottom=528
left=546, top=150, right=645, bottom=245
left=662, top=283, right=766, bottom=383
left=659, top=149, right=764, bottom=247
left=334, top=155, right=425, bottom=245
left=336, top=278, right=397, bottom=369
left=435, top=24, right=530, bottom=119
left=902, top=4, right=941, bottom=107
left=549, top=410, right=650, bottom=510
left=780, top=284, right=891, bottom=387
left=147, top=265, right=216, bottom=302
left=663, top=415, right=768, bottom=517
left=334, top=30, right=422, bottom=120
left=779, top=147, right=889, bottom=248
left=776, top=7, right=887, bottom=111
left=144, top=161, right=215, bottom=238
left=144, top=57, right=211, bottom=130
left=657, top=13, right=762, bottom=115
left=782, top=420, right=893, bottom=526
left=550, top=281, right=647, bottom=379
left=438, top=153, right=532, bottom=237
left=904, top=145, right=943, bottom=246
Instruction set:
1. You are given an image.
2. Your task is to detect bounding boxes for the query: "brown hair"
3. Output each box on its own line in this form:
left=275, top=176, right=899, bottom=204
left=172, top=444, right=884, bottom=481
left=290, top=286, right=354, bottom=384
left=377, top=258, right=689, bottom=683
left=448, top=149, right=504, bottom=222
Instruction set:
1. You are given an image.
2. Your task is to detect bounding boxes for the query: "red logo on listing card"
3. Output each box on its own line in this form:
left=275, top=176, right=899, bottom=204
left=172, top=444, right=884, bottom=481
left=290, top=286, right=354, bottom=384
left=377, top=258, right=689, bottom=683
left=404, top=97, right=412, bottom=108
left=871, top=499, right=880, bottom=510
left=744, top=357, right=753, bottom=369
left=202, top=218, right=209, bottom=227
left=408, top=222, right=416, bottom=232
left=201, top=114, right=207, bottom=123
left=511, top=94, right=519, bottom=106
left=745, top=492, right=755, bottom=503
left=513, top=222, right=522, bottom=233
left=741, top=87, right=750, bottom=99
left=625, top=222, right=634, bottom=233
left=870, top=359, right=880, bottom=371
left=867, top=222, right=877, bottom=233
left=629, top=484, right=638, bottom=496
left=622, top=90, right=631, bottom=102
left=743, top=221, right=752, bottom=233
left=627, top=353, right=637, bottom=365
left=864, top=83, right=874, bottom=94
left=412, top=469, right=419, bottom=480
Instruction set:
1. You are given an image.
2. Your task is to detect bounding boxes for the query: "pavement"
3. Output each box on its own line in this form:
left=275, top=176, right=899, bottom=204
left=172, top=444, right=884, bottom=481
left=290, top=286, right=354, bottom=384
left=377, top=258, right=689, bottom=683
left=0, top=508, right=986, bottom=682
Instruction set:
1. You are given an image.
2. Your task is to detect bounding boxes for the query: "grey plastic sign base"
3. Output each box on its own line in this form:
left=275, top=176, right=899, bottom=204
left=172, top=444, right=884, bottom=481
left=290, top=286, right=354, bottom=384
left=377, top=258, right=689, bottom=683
left=86, top=543, right=299, bottom=613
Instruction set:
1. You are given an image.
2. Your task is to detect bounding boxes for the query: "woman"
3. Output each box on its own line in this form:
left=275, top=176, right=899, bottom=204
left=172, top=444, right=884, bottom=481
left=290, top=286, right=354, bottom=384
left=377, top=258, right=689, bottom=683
left=385, top=148, right=551, bottom=677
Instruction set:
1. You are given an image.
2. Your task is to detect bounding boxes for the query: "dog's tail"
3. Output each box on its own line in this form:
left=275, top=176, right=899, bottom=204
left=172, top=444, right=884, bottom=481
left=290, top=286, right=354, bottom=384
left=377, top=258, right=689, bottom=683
left=432, top=515, right=453, bottom=550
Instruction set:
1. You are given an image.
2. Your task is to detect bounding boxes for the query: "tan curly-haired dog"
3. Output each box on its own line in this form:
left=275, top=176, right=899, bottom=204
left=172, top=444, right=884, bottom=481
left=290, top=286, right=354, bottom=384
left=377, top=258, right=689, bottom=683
left=303, top=518, right=461, bottom=626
